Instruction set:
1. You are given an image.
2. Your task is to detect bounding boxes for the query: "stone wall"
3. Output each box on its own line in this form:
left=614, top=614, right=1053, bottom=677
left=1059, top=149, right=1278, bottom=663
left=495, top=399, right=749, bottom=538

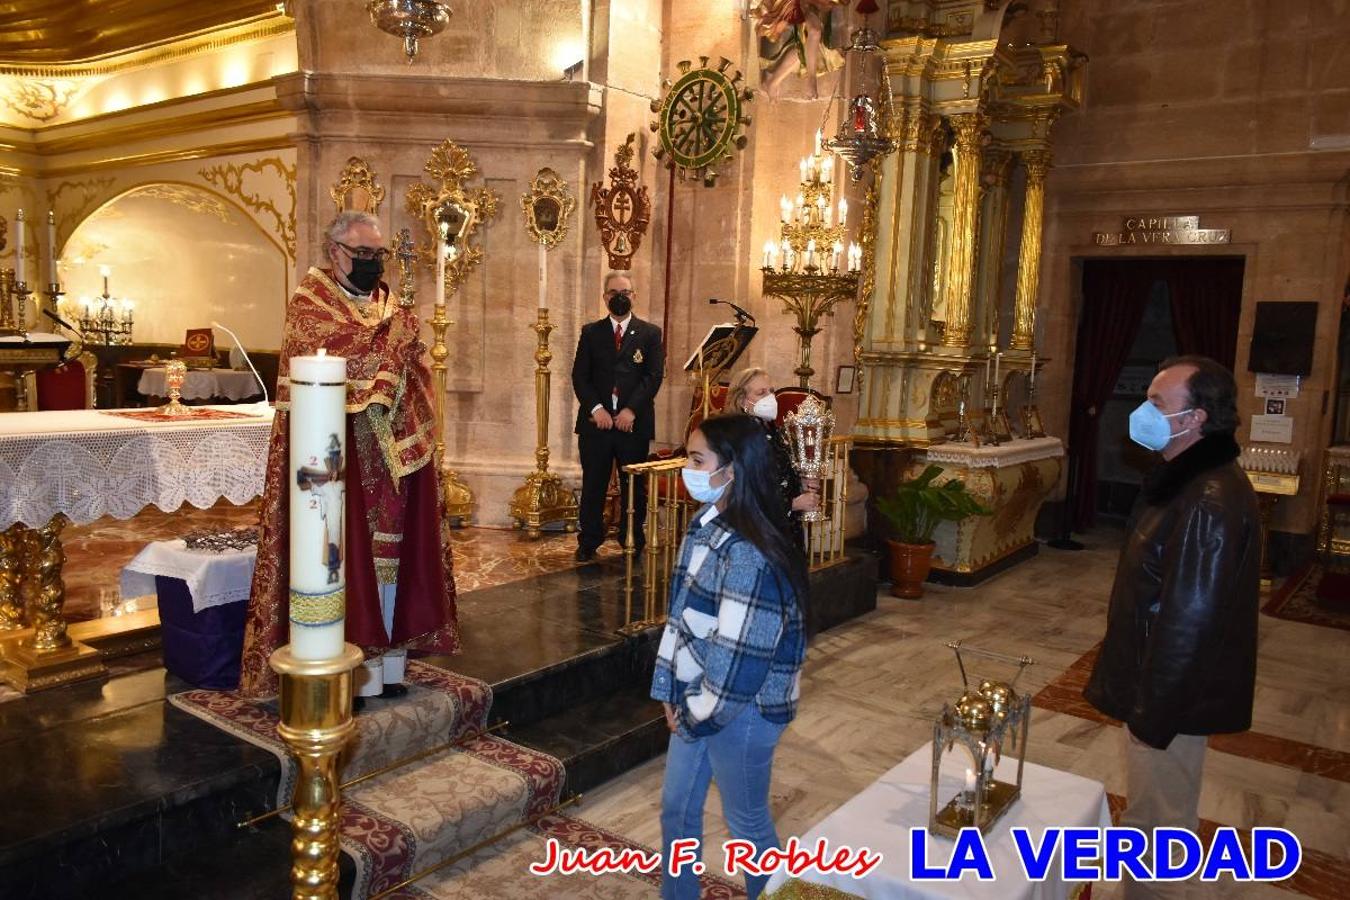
left=1037, top=0, right=1350, bottom=534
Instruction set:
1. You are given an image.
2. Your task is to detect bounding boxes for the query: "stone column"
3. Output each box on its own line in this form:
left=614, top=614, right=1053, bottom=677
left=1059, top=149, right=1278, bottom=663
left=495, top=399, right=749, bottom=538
left=938, top=113, right=986, bottom=348
left=1012, top=148, right=1051, bottom=352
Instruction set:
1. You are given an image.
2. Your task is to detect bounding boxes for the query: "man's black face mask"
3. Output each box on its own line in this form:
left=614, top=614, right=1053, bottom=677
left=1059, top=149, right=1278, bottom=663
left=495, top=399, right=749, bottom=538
left=607, top=291, right=633, bottom=317
left=347, top=257, right=383, bottom=294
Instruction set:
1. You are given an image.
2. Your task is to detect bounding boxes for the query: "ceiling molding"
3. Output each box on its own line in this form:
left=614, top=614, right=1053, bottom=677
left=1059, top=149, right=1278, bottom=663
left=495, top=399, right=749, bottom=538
left=0, top=8, right=292, bottom=77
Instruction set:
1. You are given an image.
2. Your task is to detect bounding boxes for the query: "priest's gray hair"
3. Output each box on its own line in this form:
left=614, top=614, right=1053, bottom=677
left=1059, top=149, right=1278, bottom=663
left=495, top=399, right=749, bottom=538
left=322, top=210, right=381, bottom=256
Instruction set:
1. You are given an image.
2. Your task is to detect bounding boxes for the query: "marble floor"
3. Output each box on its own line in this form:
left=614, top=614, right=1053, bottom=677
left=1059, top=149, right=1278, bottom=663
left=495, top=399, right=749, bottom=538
left=16, top=514, right=1350, bottom=897
left=56, top=502, right=618, bottom=622
left=560, top=529, right=1350, bottom=899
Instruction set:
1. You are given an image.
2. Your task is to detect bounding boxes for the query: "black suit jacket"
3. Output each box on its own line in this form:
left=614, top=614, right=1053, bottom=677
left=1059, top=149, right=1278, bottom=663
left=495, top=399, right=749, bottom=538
left=571, top=315, right=664, bottom=439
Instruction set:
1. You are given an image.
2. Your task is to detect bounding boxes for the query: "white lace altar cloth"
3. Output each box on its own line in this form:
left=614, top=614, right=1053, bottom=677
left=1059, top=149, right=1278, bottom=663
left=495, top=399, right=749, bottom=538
left=924, top=436, right=1064, bottom=469
left=138, top=367, right=264, bottom=401
left=0, top=406, right=274, bottom=528
left=121, top=540, right=257, bottom=613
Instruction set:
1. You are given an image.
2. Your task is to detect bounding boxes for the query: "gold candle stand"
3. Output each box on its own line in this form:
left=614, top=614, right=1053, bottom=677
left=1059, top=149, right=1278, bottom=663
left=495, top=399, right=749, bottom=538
left=508, top=308, right=578, bottom=537
left=761, top=264, right=860, bottom=388
left=428, top=287, right=475, bottom=527
left=269, top=643, right=364, bottom=900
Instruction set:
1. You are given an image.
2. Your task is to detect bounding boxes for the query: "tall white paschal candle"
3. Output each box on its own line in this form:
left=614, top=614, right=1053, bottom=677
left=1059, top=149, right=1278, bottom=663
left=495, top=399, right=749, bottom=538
left=288, top=348, right=349, bottom=660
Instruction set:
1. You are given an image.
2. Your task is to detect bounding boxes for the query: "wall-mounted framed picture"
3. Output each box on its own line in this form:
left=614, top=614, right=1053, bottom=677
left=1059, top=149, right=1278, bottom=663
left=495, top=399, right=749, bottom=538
left=835, top=365, right=856, bottom=395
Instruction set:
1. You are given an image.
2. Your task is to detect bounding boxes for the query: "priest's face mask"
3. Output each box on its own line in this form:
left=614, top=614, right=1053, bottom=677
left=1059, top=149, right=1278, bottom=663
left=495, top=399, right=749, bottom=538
left=329, top=221, right=389, bottom=295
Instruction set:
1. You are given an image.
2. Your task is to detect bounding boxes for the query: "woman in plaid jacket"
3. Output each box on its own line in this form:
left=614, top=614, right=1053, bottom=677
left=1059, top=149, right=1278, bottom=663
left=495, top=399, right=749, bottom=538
left=651, top=413, right=809, bottom=900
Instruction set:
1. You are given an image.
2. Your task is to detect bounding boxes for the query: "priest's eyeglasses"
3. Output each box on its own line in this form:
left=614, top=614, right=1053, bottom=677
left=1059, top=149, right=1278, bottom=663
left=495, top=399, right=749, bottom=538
left=334, top=241, right=391, bottom=262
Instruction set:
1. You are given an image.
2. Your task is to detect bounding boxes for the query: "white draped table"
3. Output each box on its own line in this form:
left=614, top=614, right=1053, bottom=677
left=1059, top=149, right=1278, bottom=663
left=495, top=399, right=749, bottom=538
left=137, top=367, right=264, bottom=402
left=0, top=405, right=273, bottom=693
left=765, top=742, right=1111, bottom=900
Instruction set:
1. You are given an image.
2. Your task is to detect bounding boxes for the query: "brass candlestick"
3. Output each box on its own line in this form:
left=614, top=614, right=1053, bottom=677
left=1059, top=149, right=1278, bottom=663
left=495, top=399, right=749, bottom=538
left=269, top=643, right=363, bottom=900
left=761, top=262, right=860, bottom=388
left=428, top=282, right=475, bottom=526
left=508, top=308, right=578, bottom=537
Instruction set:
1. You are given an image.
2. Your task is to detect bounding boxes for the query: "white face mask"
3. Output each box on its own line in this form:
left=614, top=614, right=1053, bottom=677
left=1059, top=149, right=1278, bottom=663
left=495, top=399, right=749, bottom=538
left=682, top=464, right=729, bottom=503
left=750, top=393, right=778, bottom=421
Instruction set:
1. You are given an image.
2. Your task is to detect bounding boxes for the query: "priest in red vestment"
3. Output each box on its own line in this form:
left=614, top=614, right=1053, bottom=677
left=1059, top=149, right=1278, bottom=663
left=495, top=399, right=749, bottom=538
left=238, top=210, right=460, bottom=699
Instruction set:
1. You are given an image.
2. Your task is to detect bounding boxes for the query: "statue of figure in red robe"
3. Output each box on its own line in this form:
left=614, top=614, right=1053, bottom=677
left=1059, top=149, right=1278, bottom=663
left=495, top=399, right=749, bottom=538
left=238, top=211, right=460, bottom=699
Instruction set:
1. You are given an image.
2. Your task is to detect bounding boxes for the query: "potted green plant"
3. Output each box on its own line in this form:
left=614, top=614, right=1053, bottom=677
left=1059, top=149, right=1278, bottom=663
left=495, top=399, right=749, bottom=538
left=875, top=465, right=990, bottom=599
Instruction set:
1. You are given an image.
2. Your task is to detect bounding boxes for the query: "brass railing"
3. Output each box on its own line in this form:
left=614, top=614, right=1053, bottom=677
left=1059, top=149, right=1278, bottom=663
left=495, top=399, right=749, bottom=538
left=618, top=456, right=690, bottom=635
left=617, top=437, right=854, bottom=633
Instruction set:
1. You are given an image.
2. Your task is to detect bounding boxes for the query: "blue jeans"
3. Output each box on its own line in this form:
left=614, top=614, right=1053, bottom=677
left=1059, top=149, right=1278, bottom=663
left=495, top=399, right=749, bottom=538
left=660, top=707, right=787, bottom=900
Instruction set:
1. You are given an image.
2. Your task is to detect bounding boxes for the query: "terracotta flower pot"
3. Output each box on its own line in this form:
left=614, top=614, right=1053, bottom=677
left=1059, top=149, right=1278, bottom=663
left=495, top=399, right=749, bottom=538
left=886, top=539, right=935, bottom=599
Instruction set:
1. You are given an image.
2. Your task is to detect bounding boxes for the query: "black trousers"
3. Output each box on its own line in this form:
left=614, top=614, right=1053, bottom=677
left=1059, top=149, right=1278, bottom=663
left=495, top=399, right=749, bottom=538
left=577, top=426, right=650, bottom=552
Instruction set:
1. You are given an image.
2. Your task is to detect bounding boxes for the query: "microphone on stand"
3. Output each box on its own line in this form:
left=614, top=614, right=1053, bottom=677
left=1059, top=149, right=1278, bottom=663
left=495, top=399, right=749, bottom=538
left=41, top=308, right=81, bottom=362
left=41, top=308, right=78, bottom=334
left=210, top=320, right=271, bottom=413
left=708, top=297, right=755, bottom=325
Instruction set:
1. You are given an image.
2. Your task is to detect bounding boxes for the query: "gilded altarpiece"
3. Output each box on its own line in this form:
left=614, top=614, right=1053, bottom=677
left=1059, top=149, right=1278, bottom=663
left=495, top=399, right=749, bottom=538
left=850, top=1, right=1085, bottom=579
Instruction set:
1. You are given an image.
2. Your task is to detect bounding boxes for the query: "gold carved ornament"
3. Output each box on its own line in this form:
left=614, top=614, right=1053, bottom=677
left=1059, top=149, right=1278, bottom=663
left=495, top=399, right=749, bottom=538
left=404, top=139, right=500, bottom=297
left=330, top=156, right=385, bottom=214
left=590, top=133, right=651, bottom=270
left=198, top=157, right=297, bottom=261
left=650, top=57, right=753, bottom=187
left=520, top=167, right=575, bottom=249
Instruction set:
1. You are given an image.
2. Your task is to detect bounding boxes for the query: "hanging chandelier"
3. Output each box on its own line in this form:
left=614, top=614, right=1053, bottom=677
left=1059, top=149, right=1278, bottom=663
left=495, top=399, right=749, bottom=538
left=367, top=0, right=452, bottom=63
left=824, top=26, right=897, bottom=180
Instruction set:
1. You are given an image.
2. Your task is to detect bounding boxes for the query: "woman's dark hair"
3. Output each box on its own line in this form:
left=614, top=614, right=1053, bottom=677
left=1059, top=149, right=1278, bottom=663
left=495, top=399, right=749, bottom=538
left=1159, top=355, right=1240, bottom=435
left=695, top=413, right=809, bottom=609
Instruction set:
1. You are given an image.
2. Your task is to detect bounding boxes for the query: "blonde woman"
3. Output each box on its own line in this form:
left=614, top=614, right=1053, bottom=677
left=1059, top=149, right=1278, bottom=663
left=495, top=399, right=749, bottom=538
left=726, top=367, right=819, bottom=545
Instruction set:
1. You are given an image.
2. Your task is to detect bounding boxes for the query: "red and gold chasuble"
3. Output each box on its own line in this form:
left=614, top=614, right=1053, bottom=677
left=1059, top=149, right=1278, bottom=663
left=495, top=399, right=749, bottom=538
left=238, top=267, right=459, bottom=698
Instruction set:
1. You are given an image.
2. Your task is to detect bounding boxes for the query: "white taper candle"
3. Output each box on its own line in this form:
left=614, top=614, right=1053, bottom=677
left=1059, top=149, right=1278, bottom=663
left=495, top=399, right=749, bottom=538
left=14, top=209, right=25, bottom=284
left=538, top=241, right=547, bottom=309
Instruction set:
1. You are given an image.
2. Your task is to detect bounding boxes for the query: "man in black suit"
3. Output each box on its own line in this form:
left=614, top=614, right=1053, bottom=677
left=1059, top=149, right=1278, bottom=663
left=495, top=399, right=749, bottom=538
left=571, top=271, right=665, bottom=562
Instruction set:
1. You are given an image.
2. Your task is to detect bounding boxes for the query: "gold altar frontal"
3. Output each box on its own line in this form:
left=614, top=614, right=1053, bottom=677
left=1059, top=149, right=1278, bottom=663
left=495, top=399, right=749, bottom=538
left=908, top=438, right=1063, bottom=583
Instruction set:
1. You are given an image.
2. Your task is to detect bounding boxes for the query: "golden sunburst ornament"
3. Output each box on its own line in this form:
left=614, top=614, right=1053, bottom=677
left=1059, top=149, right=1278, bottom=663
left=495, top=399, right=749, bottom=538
left=650, top=57, right=753, bottom=187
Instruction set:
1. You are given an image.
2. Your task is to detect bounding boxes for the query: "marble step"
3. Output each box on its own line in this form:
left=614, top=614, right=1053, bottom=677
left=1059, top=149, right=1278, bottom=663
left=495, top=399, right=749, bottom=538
left=507, top=687, right=669, bottom=796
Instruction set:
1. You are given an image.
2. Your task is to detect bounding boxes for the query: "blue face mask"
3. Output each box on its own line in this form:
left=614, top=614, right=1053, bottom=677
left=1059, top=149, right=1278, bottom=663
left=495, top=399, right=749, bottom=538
left=682, top=464, right=729, bottom=504
left=1129, top=402, right=1194, bottom=452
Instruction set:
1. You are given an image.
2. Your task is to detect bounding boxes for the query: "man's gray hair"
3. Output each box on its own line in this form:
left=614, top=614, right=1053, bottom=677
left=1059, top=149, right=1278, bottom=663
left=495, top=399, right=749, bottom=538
left=323, top=210, right=380, bottom=255
left=603, top=270, right=633, bottom=290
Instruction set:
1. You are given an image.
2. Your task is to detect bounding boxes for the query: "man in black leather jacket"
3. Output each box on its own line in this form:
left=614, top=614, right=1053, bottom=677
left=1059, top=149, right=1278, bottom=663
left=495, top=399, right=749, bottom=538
left=1084, top=355, right=1259, bottom=896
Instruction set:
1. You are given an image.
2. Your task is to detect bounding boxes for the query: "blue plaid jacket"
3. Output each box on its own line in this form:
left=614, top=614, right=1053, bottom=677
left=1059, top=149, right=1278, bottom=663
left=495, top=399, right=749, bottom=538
left=650, top=509, right=806, bottom=738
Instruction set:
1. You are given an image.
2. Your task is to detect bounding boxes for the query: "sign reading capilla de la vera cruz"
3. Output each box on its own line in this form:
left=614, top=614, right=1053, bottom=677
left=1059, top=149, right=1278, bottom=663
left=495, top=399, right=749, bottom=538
left=1094, top=215, right=1230, bottom=246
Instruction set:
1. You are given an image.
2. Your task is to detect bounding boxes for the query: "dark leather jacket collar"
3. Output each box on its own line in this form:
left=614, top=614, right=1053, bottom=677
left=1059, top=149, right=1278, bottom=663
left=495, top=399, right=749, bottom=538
left=1141, top=433, right=1241, bottom=506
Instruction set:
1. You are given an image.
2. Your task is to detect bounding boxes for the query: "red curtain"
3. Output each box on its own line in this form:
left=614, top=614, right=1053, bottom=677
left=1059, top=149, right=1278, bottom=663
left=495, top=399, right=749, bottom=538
left=1067, top=262, right=1156, bottom=531
left=1164, top=258, right=1244, bottom=369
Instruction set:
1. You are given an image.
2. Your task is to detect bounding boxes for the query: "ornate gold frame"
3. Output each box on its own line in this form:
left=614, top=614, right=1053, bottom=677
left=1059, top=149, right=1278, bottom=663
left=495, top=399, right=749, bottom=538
left=520, top=167, right=575, bottom=249
left=590, top=134, right=651, bottom=270
left=404, top=139, right=500, bottom=297
left=330, top=156, right=385, bottom=214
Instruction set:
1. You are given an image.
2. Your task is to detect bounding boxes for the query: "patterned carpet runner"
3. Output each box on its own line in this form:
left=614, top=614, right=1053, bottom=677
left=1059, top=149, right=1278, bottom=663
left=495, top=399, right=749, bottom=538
left=171, top=661, right=562, bottom=897
left=171, top=660, right=742, bottom=898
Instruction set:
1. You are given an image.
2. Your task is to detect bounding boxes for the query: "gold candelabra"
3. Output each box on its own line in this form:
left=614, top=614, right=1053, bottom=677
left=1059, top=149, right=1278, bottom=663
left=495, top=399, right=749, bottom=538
left=508, top=308, right=578, bottom=537
left=0, top=269, right=32, bottom=338
left=761, top=262, right=860, bottom=388
left=75, top=266, right=134, bottom=345
left=761, top=130, right=862, bottom=387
